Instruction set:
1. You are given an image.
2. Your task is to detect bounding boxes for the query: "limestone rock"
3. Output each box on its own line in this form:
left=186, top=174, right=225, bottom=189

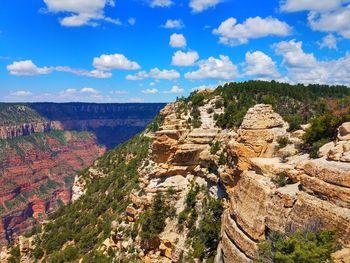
left=338, top=122, right=350, bottom=141
left=240, top=104, right=286, bottom=130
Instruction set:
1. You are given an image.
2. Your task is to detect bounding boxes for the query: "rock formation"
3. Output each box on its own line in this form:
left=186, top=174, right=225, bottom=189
left=2, top=95, right=350, bottom=262
left=0, top=131, right=105, bottom=245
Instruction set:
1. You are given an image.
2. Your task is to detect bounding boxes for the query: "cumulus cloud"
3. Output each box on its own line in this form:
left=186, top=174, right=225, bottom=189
left=280, top=1, right=350, bottom=38
left=172, top=50, right=199, bottom=66
left=8, top=53, right=138, bottom=78
left=213, top=16, right=292, bottom=46
left=308, top=5, right=350, bottom=38
left=80, top=87, right=99, bottom=94
left=280, top=0, right=343, bottom=12
left=149, top=0, right=173, bottom=8
left=185, top=55, right=238, bottom=80
left=165, top=85, right=184, bottom=94
left=43, top=0, right=120, bottom=27
left=190, top=0, right=223, bottom=13
left=169, top=33, right=187, bottom=48
left=7, top=60, right=52, bottom=76
left=244, top=51, right=280, bottom=78
left=126, top=68, right=180, bottom=80
left=273, top=39, right=350, bottom=85
left=162, top=19, right=184, bottom=29
left=93, top=54, right=140, bottom=71
left=149, top=68, right=180, bottom=79
left=55, top=66, right=112, bottom=78
left=142, top=88, right=158, bottom=94
left=10, top=91, right=33, bottom=97
left=126, top=71, right=149, bottom=80
left=318, top=34, right=338, bottom=49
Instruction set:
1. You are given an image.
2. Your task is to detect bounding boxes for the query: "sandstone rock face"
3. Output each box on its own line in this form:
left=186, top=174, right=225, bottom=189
left=227, top=104, right=288, bottom=172
left=0, top=121, right=63, bottom=140
left=240, top=104, right=286, bottom=130
left=217, top=105, right=350, bottom=263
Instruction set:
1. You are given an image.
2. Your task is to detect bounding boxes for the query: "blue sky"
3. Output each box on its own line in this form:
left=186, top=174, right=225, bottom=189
left=1, top=0, right=350, bottom=103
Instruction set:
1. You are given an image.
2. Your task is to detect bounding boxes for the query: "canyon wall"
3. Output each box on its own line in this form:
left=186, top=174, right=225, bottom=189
left=0, top=131, right=105, bottom=245
left=0, top=103, right=165, bottom=149
left=0, top=102, right=164, bottom=246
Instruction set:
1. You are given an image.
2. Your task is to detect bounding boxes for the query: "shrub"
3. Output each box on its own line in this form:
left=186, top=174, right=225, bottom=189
left=214, top=99, right=223, bottom=109
left=207, top=107, right=214, bottom=114
left=272, top=172, right=289, bottom=187
left=255, top=229, right=337, bottom=263
left=218, top=153, right=227, bottom=165
left=277, top=136, right=289, bottom=149
left=210, top=141, right=221, bottom=154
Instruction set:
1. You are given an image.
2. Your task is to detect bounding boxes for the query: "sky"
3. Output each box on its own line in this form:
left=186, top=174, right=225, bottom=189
left=1, top=0, right=350, bottom=103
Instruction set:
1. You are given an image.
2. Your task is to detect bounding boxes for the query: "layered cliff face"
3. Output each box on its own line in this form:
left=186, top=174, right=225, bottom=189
left=0, top=131, right=105, bottom=246
left=0, top=103, right=163, bottom=248
left=3, top=83, right=350, bottom=262
left=30, top=103, right=165, bottom=149
left=219, top=105, right=350, bottom=262
left=1, top=103, right=165, bottom=149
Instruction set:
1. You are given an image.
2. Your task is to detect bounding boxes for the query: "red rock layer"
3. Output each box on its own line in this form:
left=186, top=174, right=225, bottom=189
left=0, top=131, right=105, bottom=245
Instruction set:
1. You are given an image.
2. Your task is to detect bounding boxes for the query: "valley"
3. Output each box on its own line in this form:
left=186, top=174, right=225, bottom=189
left=0, top=103, right=164, bottom=246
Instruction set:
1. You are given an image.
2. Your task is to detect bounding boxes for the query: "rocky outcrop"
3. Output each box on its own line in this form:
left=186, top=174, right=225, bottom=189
left=0, top=121, right=63, bottom=140
left=227, top=104, right=289, bottom=172
left=218, top=106, right=350, bottom=263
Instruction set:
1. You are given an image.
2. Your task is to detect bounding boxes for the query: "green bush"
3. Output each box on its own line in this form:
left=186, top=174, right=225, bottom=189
left=210, top=141, right=221, bottom=154
left=255, top=229, right=337, bottom=263
left=277, top=136, right=289, bottom=149
left=140, top=193, right=173, bottom=239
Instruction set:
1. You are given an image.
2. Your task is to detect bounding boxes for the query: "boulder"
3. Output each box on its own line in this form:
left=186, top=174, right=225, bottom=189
left=240, top=104, right=286, bottom=130
left=338, top=122, right=350, bottom=141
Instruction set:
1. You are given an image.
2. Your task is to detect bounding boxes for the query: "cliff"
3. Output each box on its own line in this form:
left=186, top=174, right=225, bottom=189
left=0, top=103, right=165, bottom=148
left=2, top=81, right=350, bottom=262
left=0, top=131, right=105, bottom=246
left=0, top=102, right=163, bottom=247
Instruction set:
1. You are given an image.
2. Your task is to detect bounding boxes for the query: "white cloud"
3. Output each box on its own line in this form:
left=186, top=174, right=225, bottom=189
left=170, top=33, right=187, bottom=48
left=55, top=66, right=112, bottom=78
left=162, top=19, right=184, bottom=29
left=185, top=55, right=238, bottom=80
left=190, top=0, right=223, bottom=13
left=213, top=16, right=292, bottom=46
left=142, top=88, right=158, bottom=94
left=10, top=91, right=33, bottom=97
left=59, top=88, right=77, bottom=97
left=149, top=0, right=173, bottom=8
left=7, top=60, right=52, bottom=76
left=280, top=0, right=343, bottom=12
left=126, top=68, right=180, bottom=80
left=244, top=51, right=280, bottom=78
left=93, top=54, right=140, bottom=70
left=308, top=5, right=350, bottom=38
left=128, top=17, right=136, bottom=25
left=80, top=87, right=99, bottom=94
left=165, top=85, right=184, bottom=94
left=318, top=34, right=338, bottom=49
left=172, top=50, right=199, bottom=66
left=274, top=39, right=350, bottom=85
left=149, top=68, right=180, bottom=79
left=43, top=0, right=119, bottom=27
left=126, top=71, right=148, bottom=80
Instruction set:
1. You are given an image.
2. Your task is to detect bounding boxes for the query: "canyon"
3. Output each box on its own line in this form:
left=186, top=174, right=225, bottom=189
left=0, top=103, right=164, bottom=246
left=1, top=83, right=350, bottom=262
